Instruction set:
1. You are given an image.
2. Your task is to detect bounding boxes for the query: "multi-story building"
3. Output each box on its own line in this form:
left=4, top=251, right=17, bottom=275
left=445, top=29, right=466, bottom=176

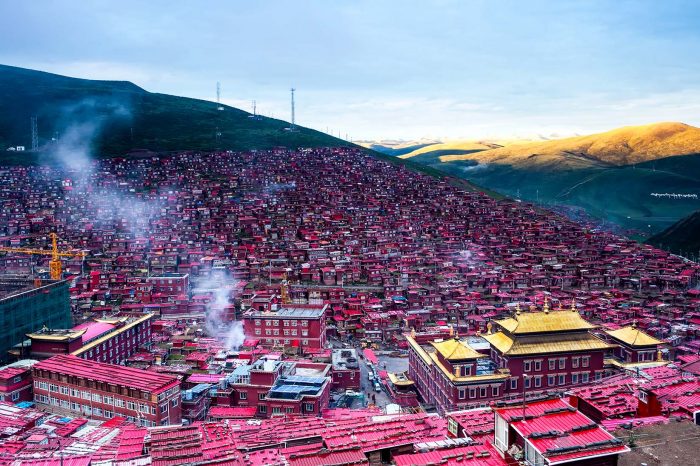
left=0, top=360, right=37, bottom=403
left=243, top=304, right=327, bottom=350
left=331, top=348, right=361, bottom=390
left=146, top=273, right=189, bottom=297
left=603, top=324, right=667, bottom=370
left=32, top=354, right=181, bottom=426
left=482, top=304, right=614, bottom=393
left=26, top=313, right=154, bottom=364
left=0, top=276, right=71, bottom=363
left=408, top=305, right=616, bottom=413
left=215, top=357, right=331, bottom=417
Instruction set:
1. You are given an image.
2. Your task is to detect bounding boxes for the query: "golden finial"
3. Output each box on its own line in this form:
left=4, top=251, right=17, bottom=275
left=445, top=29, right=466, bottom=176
left=455, top=330, right=460, bottom=340
left=570, top=299, right=577, bottom=312
left=632, top=319, right=637, bottom=328
left=449, top=324, right=454, bottom=337
left=487, top=322, right=493, bottom=335
left=657, top=349, right=663, bottom=362
left=410, top=327, right=416, bottom=338
left=543, top=297, right=550, bottom=314
left=515, top=303, right=521, bottom=315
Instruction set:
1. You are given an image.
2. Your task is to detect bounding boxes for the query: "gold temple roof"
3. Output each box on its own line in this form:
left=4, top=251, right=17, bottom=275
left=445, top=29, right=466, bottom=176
left=495, top=310, right=596, bottom=335
left=483, top=331, right=614, bottom=356
left=26, top=328, right=86, bottom=341
left=605, top=326, right=663, bottom=347
left=430, top=338, right=486, bottom=361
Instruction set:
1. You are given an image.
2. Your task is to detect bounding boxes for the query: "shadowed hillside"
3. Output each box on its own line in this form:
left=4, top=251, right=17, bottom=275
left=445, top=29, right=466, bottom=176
left=0, top=64, right=348, bottom=163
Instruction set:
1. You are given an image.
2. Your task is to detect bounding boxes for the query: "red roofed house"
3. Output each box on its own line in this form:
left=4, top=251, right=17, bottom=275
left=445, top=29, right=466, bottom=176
left=493, top=398, right=629, bottom=466
left=32, top=354, right=181, bottom=427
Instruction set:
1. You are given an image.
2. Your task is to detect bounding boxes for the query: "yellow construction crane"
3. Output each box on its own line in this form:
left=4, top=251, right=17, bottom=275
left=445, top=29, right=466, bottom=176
left=0, top=233, right=86, bottom=280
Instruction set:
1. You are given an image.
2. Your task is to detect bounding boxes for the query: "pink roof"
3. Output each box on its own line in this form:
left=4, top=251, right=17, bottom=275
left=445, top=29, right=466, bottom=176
left=74, top=321, right=115, bottom=342
left=498, top=399, right=629, bottom=464
left=34, top=355, right=179, bottom=394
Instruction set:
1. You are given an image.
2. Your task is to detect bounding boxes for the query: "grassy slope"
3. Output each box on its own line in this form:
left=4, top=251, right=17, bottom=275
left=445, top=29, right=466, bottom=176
left=647, top=210, right=700, bottom=255
left=434, top=155, right=700, bottom=233
left=439, top=122, right=700, bottom=166
left=0, top=64, right=348, bottom=162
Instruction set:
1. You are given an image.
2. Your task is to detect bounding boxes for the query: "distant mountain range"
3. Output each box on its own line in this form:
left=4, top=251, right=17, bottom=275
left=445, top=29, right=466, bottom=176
left=0, top=64, right=349, bottom=163
left=395, top=122, right=700, bottom=235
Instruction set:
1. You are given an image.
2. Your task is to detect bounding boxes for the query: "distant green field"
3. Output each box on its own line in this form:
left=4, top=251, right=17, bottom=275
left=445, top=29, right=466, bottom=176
left=410, top=152, right=700, bottom=234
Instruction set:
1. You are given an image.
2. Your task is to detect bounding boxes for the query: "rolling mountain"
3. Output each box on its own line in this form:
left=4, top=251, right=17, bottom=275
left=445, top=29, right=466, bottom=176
left=400, top=123, right=700, bottom=235
left=439, top=122, right=700, bottom=167
left=0, top=64, right=349, bottom=163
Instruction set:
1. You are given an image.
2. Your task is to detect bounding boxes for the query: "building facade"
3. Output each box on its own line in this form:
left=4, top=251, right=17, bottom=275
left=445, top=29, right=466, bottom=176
left=27, top=313, right=154, bottom=364
left=243, top=304, right=327, bottom=350
left=0, top=277, right=71, bottom=363
left=32, top=354, right=181, bottom=426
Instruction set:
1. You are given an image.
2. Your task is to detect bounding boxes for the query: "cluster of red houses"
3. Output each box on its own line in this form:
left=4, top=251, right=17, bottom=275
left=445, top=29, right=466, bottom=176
left=1, top=147, right=700, bottom=464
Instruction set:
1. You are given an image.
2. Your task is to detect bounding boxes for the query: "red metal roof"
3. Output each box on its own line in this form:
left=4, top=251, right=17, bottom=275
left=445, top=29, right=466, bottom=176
left=34, top=355, right=179, bottom=394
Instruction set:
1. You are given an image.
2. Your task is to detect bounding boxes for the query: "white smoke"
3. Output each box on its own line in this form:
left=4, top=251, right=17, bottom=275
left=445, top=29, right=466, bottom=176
left=195, top=275, right=246, bottom=351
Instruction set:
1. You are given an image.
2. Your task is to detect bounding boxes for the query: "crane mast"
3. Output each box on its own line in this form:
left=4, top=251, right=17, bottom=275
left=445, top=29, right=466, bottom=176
left=0, top=233, right=86, bottom=280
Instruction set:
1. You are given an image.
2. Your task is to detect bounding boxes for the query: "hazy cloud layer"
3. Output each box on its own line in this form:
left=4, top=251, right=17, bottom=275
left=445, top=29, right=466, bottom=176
left=2, top=0, right=699, bottom=139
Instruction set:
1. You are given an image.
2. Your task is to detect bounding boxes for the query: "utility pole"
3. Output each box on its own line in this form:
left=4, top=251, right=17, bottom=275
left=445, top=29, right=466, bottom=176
left=290, top=88, right=296, bottom=131
left=522, top=373, right=529, bottom=419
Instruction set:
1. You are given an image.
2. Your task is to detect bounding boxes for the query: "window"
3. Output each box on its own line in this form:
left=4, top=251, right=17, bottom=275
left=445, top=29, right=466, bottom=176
left=291, top=321, right=297, bottom=327
left=265, top=321, right=271, bottom=326
left=255, top=320, right=261, bottom=326
left=304, top=403, right=314, bottom=412
left=581, top=372, right=590, bottom=383
left=524, top=377, right=531, bottom=389
left=572, top=357, right=580, bottom=368
left=11, top=392, right=19, bottom=401
left=285, top=407, right=294, bottom=413
left=534, top=360, right=542, bottom=371
left=273, top=329, right=279, bottom=336
left=547, top=375, right=555, bottom=386
left=272, top=406, right=282, bottom=414
left=549, top=359, right=556, bottom=370
left=582, top=356, right=590, bottom=368
left=558, top=374, right=565, bottom=385
left=479, top=387, right=487, bottom=397
left=283, top=329, right=290, bottom=336
left=301, top=320, right=308, bottom=327
left=492, top=386, right=499, bottom=396
left=283, top=321, right=289, bottom=327
left=571, top=373, right=579, bottom=384
left=458, top=389, right=465, bottom=399
left=239, top=392, right=247, bottom=400
left=258, top=393, right=266, bottom=401
left=302, top=330, right=308, bottom=337
left=12, top=376, right=21, bottom=384
left=255, top=329, right=261, bottom=336
left=469, top=387, right=476, bottom=398
left=558, top=358, right=566, bottom=369
left=272, top=320, right=279, bottom=326
left=171, top=398, right=178, bottom=407
left=258, top=404, right=267, bottom=414
left=510, top=378, right=517, bottom=390
left=524, top=360, right=532, bottom=372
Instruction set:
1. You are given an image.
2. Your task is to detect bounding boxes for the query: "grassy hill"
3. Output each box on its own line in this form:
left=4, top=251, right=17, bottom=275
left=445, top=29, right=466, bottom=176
left=0, top=64, right=348, bottom=163
left=399, top=123, right=700, bottom=235
left=647, top=210, right=700, bottom=256
left=439, top=122, right=700, bottom=167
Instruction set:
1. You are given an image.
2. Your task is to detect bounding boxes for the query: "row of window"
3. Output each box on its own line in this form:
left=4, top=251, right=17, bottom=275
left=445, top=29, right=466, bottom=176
left=258, top=402, right=315, bottom=414
left=255, top=319, right=309, bottom=327
left=523, top=356, right=590, bottom=373
left=255, top=329, right=309, bottom=337
left=262, top=338, right=310, bottom=345
left=35, top=381, right=176, bottom=413
left=458, top=385, right=499, bottom=399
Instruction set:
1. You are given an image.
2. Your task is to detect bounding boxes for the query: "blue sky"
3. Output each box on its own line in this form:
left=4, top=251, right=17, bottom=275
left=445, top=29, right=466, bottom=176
left=1, top=0, right=700, bottom=140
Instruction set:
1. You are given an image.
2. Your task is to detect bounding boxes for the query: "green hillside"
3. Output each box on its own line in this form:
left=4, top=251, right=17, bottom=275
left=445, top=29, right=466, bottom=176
left=0, top=64, right=348, bottom=163
left=647, top=210, right=700, bottom=256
